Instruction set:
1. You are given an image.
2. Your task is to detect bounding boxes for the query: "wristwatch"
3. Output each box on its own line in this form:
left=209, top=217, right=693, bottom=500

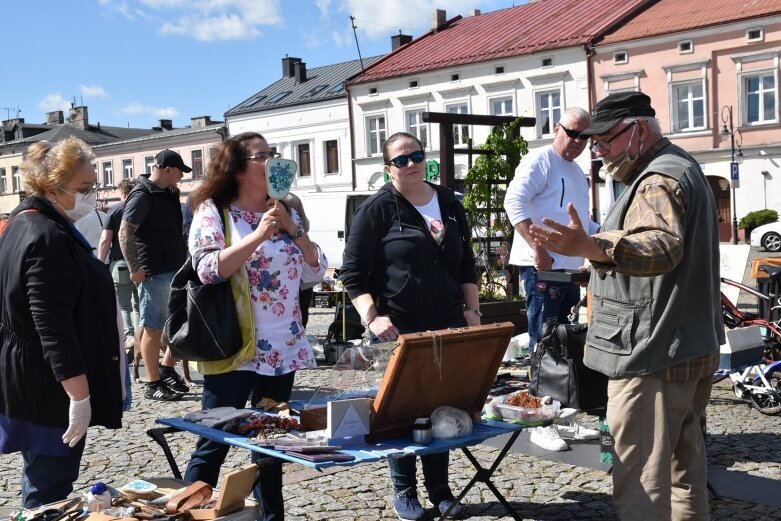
left=463, top=304, right=482, bottom=317
left=293, top=225, right=306, bottom=239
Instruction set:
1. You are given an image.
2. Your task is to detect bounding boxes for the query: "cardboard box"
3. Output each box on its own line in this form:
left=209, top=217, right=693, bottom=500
left=719, top=326, right=765, bottom=370
left=188, top=465, right=257, bottom=520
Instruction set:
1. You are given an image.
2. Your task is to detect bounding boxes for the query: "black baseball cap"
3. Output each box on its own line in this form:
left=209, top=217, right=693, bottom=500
left=580, top=92, right=657, bottom=137
left=155, top=149, right=192, bottom=173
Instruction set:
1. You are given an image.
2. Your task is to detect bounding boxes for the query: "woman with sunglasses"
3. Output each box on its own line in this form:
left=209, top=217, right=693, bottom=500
left=184, top=132, right=325, bottom=521
left=0, top=138, right=125, bottom=507
left=341, top=132, right=480, bottom=520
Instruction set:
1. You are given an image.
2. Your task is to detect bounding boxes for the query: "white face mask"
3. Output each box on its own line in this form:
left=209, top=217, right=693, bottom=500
left=57, top=189, right=97, bottom=222
left=602, top=124, right=643, bottom=183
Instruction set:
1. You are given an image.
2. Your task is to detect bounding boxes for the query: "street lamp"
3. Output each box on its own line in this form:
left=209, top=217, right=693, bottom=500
left=720, top=105, right=743, bottom=245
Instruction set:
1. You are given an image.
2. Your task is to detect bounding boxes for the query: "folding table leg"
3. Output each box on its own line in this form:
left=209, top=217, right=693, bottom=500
left=438, top=430, right=523, bottom=521
left=147, top=427, right=183, bottom=479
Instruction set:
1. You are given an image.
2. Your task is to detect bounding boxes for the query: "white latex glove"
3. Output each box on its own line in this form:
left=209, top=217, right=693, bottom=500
left=62, top=395, right=91, bottom=447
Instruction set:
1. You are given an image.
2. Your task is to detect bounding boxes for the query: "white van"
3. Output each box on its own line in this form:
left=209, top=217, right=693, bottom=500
left=294, top=190, right=375, bottom=269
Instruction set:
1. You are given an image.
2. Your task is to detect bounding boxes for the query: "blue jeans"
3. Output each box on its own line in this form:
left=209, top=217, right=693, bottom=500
left=520, top=267, right=581, bottom=351
left=22, top=438, right=86, bottom=508
left=138, top=271, right=175, bottom=330
left=184, top=370, right=296, bottom=521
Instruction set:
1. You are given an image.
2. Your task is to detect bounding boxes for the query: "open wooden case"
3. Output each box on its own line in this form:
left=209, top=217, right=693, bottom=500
left=367, top=322, right=514, bottom=441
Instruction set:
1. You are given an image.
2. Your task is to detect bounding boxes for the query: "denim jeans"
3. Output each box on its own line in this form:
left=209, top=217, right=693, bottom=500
left=520, top=267, right=581, bottom=351
left=22, top=438, right=86, bottom=508
left=111, top=260, right=139, bottom=343
left=388, top=451, right=449, bottom=495
left=138, top=271, right=175, bottom=330
left=184, top=370, right=296, bottom=521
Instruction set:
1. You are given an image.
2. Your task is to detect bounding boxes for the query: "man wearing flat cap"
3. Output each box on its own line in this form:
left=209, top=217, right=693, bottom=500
left=531, top=92, right=723, bottom=520
left=120, top=149, right=191, bottom=401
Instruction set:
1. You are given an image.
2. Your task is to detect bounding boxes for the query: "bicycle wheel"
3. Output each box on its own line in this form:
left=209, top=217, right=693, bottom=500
left=749, top=371, right=781, bottom=416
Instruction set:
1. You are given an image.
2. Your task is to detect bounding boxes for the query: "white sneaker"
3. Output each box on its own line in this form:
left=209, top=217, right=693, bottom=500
left=529, top=425, right=568, bottom=451
left=557, top=420, right=600, bottom=440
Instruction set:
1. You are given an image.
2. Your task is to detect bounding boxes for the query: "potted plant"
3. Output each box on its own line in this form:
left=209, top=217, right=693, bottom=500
left=462, top=119, right=528, bottom=333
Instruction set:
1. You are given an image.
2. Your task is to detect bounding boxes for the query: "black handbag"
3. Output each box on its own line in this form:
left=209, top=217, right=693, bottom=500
left=164, top=210, right=242, bottom=361
left=529, top=321, right=608, bottom=411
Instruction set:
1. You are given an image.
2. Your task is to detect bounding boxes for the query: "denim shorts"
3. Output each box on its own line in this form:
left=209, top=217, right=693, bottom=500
left=138, top=271, right=175, bottom=330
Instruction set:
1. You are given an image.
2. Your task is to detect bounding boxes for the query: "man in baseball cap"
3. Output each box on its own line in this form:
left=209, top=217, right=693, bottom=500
left=155, top=149, right=192, bottom=173
left=529, top=91, right=722, bottom=519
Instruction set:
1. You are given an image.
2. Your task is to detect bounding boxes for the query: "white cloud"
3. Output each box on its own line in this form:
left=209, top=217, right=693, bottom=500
left=315, top=0, right=331, bottom=17
left=120, top=102, right=178, bottom=118
left=39, top=93, right=72, bottom=112
left=79, top=84, right=108, bottom=98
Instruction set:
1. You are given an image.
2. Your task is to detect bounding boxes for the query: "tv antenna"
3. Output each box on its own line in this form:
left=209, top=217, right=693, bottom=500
left=1, top=106, right=21, bottom=120
left=350, top=16, right=364, bottom=71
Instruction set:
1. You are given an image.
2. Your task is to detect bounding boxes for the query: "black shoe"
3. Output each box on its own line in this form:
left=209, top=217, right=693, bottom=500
left=145, top=381, right=182, bottom=401
left=160, top=366, right=189, bottom=394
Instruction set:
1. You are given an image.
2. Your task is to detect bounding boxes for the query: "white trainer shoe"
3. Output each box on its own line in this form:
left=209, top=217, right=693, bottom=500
left=529, top=425, right=569, bottom=451
left=557, top=420, right=600, bottom=440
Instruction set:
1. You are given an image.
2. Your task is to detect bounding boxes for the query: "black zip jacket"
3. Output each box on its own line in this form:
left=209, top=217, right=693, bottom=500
left=341, top=182, right=478, bottom=333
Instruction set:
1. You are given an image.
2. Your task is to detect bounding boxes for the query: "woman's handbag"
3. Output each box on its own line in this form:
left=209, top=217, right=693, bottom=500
left=529, top=321, right=608, bottom=412
left=164, top=209, right=242, bottom=361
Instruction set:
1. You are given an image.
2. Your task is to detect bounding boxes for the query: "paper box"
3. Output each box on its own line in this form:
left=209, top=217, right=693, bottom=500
left=719, top=326, right=765, bottom=370
left=327, top=397, right=371, bottom=438
left=188, top=465, right=257, bottom=520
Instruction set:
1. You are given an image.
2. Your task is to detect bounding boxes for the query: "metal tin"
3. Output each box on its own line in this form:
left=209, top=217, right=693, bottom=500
left=411, top=418, right=432, bottom=445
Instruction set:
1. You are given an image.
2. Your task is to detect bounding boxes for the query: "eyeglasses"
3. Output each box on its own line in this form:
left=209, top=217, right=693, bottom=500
left=589, top=121, right=638, bottom=153
left=558, top=123, right=585, bottom=140
left=245, top=151, right=281, bottom=162
left=62, top=182, right=100, bottom=197
left=388, top=150, right=425, bottom=168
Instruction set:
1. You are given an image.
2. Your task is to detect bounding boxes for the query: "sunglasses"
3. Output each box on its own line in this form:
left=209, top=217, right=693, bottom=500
left=589, top=121, right=638, bottom=153
left=245, top=151, right=281, bottom=162
left=388, top=150, right=425, bottom=168
left=558, top=123, right=585, bottom=140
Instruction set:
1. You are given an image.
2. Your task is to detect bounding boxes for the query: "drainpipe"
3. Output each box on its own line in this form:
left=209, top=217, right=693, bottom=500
left=345, top=84, right=357, bottom=190
left=584, top=42, right=600, bottom=223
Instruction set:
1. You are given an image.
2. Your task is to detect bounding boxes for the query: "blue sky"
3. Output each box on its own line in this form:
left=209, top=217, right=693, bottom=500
left=4, top=0, right=519, bottom=130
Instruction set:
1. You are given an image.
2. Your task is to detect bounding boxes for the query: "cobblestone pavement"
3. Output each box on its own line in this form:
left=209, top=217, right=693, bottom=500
left=2, top=247, right=781, bottom=520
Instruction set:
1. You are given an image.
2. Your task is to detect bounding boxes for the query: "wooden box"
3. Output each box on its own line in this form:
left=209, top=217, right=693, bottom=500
left=367, top=322, right=514, bottom=441
left=188, top=465, right=257, bottom=520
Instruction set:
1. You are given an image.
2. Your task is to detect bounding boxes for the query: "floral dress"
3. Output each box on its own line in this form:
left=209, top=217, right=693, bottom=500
left=190, top=199, right=326, bottom=376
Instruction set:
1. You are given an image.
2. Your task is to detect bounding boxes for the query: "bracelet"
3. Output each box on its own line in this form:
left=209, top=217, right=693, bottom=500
left=366, top=314, right=379, bottom=326
left=463, top=305, right=482, bottom=317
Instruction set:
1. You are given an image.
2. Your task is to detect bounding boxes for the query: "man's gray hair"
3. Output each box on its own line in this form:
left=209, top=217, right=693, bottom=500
left=561, top=107, right=590, bottom=124
left=623, top=116, right=661, bottom=134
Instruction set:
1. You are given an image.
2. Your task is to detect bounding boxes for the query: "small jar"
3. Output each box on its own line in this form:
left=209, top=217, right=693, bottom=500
left=411, top=417, right=432, bottom=445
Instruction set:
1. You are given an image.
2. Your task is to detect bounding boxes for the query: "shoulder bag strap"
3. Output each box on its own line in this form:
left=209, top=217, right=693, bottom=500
left=0, top=209, right=38, bottom=237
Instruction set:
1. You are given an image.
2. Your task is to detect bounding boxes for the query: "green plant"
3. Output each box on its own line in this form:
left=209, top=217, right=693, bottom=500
left=739, top=209, right=778, bottom=237
left=462, top=119, right=528, bottom=301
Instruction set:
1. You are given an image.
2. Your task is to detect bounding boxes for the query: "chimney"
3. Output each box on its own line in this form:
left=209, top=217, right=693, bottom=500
left=391, top=33, right=412, bottom=51
left=46, top=111, right=64, bottom=125
left=3, top=117, right=25, bottom=126
left=294, top=61, right=307, bottom=83
left=191, top=116, right=212, bottom=128
left=158, top=119, right=173, bottom=130
left=469, top=9, right=481, bottom=16
left=282, top=56, right=302, bottom=78
left=68, top=106, right=89, bottom=129
left=431, top=9, right=446, bottom=31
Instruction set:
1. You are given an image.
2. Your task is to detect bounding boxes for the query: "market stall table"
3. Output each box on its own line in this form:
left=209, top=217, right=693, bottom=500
left=150, top=416, right=538, bottom=520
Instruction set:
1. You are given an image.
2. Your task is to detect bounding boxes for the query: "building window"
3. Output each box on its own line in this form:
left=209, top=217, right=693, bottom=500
left=366, top=115, right=386, bottom=156
left=144, top=156, right=154, bottom=176
left=297, top=143, right=311, bottom=177
left=209, top=146, right=218, bottom=162
left=744, top=72, right=777, bottom=125
left=672, top=81, right=705, bottom=132
left=324, top=140, right=339, bottom=174
left=12, top=166, right=21, bottom=192
left=191, top=149, right=203, bottom=178
left=450, top=73, right=460, bottom=82
left=446, top=103, right=469, bottom=145
left=536, top=90, right=562, bottom=136
left=405, top=110, right=428, bottom=148
left=268, top=91, right=291, bottom=103
left=369, top=86, right=379, bottom=95
left=541, top=57, right=553, bottom=67
left=0, top=168, right=6, bottom=193
left=678, top=40, right=693, bottom=54
left=409, top=80, right=418, bottom=89
left=102, top=161, right=113, bottom=187
left=746, top=28, right=763, bottom=42
left=495, top=66, right=505, bottom=74
left=122, top=158, right=133, bottom=179
left=613, top=51, right=628, bottom=64
left=490, top=97, right=513, bottom=116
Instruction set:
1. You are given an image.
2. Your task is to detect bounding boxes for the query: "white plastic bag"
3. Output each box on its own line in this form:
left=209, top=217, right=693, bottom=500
left=431, top=406, right=473, bottom=439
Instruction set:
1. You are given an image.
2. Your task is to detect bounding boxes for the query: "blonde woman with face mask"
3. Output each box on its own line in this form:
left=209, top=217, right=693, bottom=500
left=0, top=138, right=124, bottom=508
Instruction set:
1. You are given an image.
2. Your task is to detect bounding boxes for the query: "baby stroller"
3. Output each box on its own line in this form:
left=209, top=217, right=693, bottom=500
left=323, top=293, right=365, bottom=364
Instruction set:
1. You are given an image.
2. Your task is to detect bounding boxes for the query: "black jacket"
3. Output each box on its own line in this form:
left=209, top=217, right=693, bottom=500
left=341, top=182, right=478, bottom=333
left=0, top=196, right=122, bottom=456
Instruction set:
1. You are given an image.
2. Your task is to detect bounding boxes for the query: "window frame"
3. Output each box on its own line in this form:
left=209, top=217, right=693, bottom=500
left=324, top=139, right=339, bottom=175
left=404, top=108, right=429, bottom=149
left=191, top=149, right=204, bottom=178
left=12, top=166, right=21, bottom=192
left=297, top=142, right=312, bottom=177
left=365, top=113, right=387, bottom=157
left=489, top=96, right=514, bottom=117
left=0, top=167, right=6, bottom=194
left=740, top=69, right=778, bottom=126
left=613, top=50, right=628, bottom=64
left=144, top=156, right=155, bottom=176
left=444, top=101, right=470, bottom=146
left=122, top=158, right=133, bottom=180
left=102, top=160, right=114, bottom=187
left=535, top=89, right=563, bottom=138
left=669, top=79, right=707, bottom=133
